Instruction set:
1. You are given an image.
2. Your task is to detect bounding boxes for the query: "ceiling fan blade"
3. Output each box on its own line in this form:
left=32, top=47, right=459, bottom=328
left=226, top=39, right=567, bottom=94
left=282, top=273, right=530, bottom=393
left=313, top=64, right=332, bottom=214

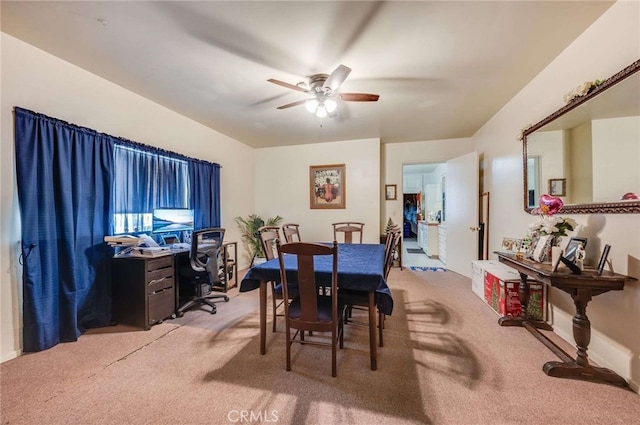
left=276, top=99, right=308, bottom=110
left=323, top=64, right=352, bottom=92
left=268, top=79, right=308, bottom=93
left=338, top=93, right=380, bottom=102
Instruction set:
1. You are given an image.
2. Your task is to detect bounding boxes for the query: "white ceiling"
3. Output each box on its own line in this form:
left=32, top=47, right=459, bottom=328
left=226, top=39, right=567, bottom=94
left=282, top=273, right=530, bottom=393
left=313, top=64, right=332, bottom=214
left=1, top=1, right=614, bottom=149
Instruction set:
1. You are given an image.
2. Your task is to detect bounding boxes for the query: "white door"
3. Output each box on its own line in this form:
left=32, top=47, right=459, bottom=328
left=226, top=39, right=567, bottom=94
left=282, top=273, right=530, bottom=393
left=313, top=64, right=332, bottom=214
left=445, top=151, right=479, bottom=278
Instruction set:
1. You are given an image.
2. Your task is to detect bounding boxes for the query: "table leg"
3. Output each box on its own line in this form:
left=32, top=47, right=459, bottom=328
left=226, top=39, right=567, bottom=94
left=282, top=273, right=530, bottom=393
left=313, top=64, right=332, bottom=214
left=260, top=280, right=267, bottom=355
left=499, top=272, right=551, bottom=330
left=543, top=289, right=628, bottom=388
left=368, top=292, right=377, bottom=370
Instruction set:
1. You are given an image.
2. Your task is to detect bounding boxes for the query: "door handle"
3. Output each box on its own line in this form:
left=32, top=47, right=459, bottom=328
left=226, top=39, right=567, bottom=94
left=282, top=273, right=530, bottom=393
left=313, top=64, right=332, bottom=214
left=469, top=226, right=480, bottom=232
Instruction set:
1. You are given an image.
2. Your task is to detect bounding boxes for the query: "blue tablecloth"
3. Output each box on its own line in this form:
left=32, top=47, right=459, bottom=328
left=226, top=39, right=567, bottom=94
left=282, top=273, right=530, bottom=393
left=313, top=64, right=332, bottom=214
left=240, top=243, right=394, bottom=315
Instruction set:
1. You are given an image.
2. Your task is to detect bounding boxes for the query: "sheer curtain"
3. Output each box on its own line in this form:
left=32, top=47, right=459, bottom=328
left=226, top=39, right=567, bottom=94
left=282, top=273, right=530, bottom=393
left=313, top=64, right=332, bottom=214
left=14, top=107, right=221, bottom=352
left=113, top=145, right=190, bottom=234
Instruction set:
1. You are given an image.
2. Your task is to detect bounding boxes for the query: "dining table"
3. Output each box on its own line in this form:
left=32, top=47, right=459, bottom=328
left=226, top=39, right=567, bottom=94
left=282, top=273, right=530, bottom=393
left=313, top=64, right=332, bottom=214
left=240, top=243, right=393, bottom=369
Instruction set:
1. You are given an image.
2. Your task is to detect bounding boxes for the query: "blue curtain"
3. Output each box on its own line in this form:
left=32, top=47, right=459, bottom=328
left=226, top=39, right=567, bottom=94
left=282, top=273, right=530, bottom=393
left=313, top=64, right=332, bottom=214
left=14, top=107, right=114, bottom=352
left=14, top=108, right=221, bottom=352
left=189, top=158, right=221, bottom=229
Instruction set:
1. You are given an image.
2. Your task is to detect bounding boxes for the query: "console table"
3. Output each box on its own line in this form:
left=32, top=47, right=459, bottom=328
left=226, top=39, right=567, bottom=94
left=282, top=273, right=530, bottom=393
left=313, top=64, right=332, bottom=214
left=495, top=252, right=637, bottom=388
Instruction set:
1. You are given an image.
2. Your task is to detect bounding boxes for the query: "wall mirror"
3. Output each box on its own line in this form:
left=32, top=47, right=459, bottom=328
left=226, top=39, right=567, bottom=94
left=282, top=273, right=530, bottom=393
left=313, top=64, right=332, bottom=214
left=522, top=59, right=640, bottom=214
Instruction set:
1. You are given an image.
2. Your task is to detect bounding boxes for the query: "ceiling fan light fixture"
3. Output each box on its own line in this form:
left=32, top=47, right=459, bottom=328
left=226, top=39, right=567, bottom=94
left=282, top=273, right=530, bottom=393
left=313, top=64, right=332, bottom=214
left=305, top=98, right=319, bottom=113
left=324, top=98, right=337, bottom=113
left=315, top=105, right=328, bottom=118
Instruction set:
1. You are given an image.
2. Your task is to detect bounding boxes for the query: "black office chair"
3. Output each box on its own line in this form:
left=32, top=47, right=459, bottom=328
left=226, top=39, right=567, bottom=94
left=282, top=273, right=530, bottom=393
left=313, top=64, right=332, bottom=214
left=176, top=227, right=229, bottom=316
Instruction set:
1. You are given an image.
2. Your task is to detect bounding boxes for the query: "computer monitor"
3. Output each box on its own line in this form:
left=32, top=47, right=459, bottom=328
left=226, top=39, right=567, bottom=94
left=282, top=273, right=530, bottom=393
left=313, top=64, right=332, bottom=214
left=152, top=208, right=194, bottom=234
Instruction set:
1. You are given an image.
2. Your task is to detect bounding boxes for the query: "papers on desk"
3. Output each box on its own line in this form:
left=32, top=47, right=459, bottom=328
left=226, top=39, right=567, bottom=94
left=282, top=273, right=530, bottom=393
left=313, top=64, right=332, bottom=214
left=129, top=246, right=171, bottom=258
left=104, top=235, right=144, bottom=246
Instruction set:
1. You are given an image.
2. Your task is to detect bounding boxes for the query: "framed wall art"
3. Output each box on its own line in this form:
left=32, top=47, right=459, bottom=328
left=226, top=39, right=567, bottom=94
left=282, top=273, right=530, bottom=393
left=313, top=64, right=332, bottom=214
left=385, top=184, right=397, bottom=201
left=549, top=178, right=566, bottom=196
left=310, top=164, right=346, bottom=209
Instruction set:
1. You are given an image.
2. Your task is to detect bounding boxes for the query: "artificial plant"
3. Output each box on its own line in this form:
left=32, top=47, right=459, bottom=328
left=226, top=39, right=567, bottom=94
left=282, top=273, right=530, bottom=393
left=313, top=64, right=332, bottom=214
left=234, top=214, right=283, bottom=261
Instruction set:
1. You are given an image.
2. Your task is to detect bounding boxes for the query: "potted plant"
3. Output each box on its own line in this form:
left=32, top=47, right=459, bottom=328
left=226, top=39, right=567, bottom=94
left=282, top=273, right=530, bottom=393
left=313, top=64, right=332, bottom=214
left=234, top=214, right=283, bottom=265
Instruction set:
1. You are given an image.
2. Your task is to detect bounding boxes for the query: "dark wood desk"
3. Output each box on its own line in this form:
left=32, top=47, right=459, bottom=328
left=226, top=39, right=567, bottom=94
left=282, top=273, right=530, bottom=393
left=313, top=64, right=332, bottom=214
left=495, top=252, right=637, bottom=388
left=112, top=242, right=238, bottom=328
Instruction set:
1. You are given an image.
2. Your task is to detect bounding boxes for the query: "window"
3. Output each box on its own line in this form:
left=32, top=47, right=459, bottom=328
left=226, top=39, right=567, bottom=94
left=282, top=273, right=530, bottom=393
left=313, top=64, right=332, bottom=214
left=112, top=145, right=189, bottom=234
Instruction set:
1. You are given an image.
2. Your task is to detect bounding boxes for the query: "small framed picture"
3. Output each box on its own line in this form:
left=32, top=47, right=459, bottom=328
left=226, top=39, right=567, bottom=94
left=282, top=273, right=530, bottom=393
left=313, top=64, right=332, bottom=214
left=385, top=184, right=397, bottom=201
left=500, top=237, right=522, bottom=252
left=532, top=234, right=553, bottom=262
left=549, top=178, right=566, bottom=196
left=597, top=244, right=611, bottom=274
left=526, top=234, right=540, bottom=260
left=564, top=237, right=588, bottom=262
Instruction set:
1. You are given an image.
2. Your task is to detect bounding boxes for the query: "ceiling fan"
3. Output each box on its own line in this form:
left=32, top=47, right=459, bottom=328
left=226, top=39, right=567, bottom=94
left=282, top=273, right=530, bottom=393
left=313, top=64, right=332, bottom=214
left=267, top=65, right=379, bottom=117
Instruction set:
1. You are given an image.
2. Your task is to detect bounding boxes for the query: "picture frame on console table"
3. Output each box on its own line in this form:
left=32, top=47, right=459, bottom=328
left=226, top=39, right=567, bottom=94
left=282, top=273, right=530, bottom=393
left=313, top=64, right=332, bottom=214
left=525, top=233, right=540, bottom=260
left=563, top=237, right=588, bottom=262
left=500, top=237, right=522, bottom=252
left=597, top=244, right=611, bottom=275
left=532, top=234, right=553, bottom=263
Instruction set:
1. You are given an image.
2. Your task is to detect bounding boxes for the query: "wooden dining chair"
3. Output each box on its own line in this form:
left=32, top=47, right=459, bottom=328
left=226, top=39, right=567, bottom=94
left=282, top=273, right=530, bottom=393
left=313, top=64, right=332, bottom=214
left=257, top=226, right=297, bottom=332
left=340, top=229, right=398, bottom=354
left=276, top=240, right=344, bottom=377
left=282, top=223, right=302, bottom=243
left=332, top=221, right=364, bottom=244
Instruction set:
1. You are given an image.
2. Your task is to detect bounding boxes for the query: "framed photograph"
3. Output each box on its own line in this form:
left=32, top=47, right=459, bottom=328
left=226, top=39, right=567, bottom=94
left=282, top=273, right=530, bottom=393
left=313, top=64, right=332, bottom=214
left=597, top=244, right=611, bottom=274
left=549, top=178, right=566, bottom=196
left=310, top=164, right=346, bottom=209
left=563, top=237, right=588, bottom=262
left=500, top=237, right=522, bottom=252
left=525, top=233, right=540, bottom=259
left=385, top=184, right=397, bottom=201
left=532, top=234, right=553, bottom=262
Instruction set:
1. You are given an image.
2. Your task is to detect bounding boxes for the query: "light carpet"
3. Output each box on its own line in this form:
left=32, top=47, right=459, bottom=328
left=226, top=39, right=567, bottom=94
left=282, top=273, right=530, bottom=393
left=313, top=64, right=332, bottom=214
left=1, top=268, right=638, bottom=425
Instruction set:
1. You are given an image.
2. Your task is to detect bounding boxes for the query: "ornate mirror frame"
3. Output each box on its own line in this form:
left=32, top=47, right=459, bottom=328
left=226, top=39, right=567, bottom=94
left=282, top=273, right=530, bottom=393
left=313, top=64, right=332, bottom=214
left=522, top=59, right=640, bottom=214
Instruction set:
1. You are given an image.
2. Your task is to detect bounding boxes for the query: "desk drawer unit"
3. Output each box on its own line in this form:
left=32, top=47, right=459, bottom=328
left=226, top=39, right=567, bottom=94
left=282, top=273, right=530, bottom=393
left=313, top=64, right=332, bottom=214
left=112, top=255, right=175, bottom=330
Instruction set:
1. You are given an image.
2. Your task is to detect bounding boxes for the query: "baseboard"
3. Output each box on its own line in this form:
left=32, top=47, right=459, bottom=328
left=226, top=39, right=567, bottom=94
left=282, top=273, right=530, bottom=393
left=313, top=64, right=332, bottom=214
left=1, top=349, right=21, bottom=363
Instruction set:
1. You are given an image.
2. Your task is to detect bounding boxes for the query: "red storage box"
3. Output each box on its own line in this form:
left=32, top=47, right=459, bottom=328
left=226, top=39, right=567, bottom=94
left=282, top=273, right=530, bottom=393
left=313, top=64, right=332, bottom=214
left=498, top=279, right=521, bottom=317
left=484, top=269, right=547, bottom=321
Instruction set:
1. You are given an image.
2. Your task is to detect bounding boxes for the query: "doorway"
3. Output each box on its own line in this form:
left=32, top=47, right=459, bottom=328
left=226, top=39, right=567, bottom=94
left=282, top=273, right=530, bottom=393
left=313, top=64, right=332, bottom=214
left=402, top=163, right=446, bottom=269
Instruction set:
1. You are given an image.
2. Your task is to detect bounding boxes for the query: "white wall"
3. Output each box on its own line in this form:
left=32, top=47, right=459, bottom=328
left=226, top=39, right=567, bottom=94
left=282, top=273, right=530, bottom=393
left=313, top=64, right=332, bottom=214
left=0, top=34, right=255, bottom=361
left=254, top=138, right=381, bottom=250
left=592, top=116, right=640, bottom=202
left=473, top=1, right=640, bottom=390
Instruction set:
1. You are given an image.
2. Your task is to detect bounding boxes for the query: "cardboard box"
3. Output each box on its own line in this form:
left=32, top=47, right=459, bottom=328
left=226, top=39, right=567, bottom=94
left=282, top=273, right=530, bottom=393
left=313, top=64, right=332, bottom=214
left=471, top=260, right=502, bottom=300
left=486, top=270, right=547, bottom=321
left=526, top=282, right=547, bottom=321
left=483, top=266, right=519, bottom=310
left=471, top=261, right=547, bottom=321
left=498, top=279, right=521, bottom=317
